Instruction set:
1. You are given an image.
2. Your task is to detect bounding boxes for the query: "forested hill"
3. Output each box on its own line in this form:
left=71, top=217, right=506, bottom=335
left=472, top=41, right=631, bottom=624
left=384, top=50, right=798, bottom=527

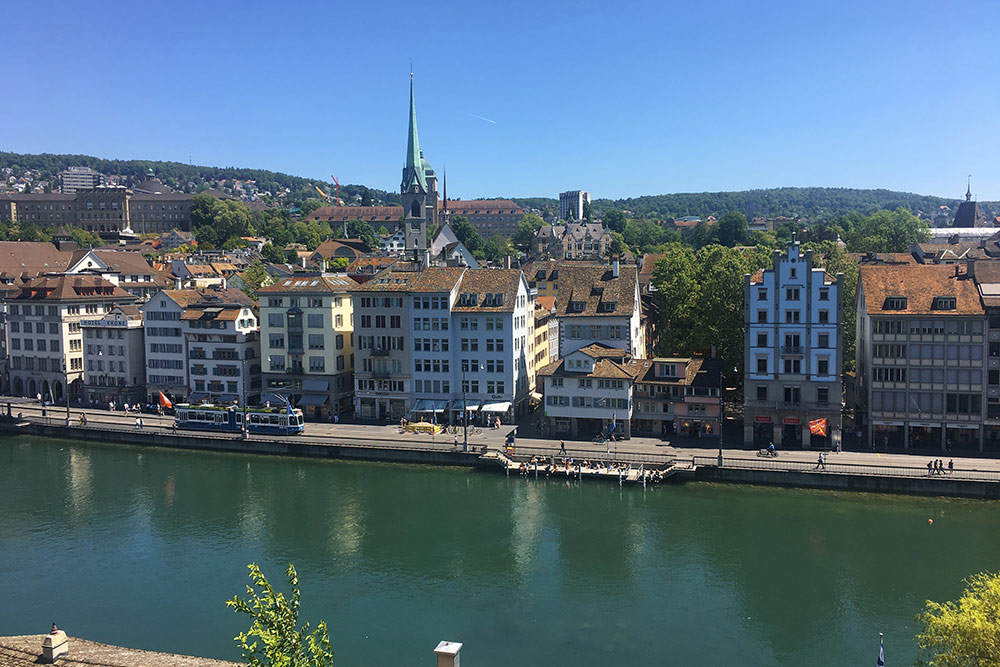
left=516, top=188, right=1000, bottom=221
left=0, top=152, right=400, bottom=206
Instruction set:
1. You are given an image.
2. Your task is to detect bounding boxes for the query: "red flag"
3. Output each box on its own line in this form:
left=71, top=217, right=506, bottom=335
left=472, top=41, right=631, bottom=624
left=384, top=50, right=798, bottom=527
left=809, top=418, right=827, bottom=437
left=158, top=391, right=173, bottom=409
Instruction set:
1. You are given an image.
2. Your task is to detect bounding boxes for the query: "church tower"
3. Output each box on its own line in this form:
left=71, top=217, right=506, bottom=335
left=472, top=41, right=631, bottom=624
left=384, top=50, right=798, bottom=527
left=401, top=74, right=438, bottom=266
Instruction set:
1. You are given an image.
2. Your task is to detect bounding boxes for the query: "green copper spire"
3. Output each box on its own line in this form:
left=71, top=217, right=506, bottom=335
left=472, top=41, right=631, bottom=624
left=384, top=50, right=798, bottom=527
left=402, top=74, right=427, bottom=193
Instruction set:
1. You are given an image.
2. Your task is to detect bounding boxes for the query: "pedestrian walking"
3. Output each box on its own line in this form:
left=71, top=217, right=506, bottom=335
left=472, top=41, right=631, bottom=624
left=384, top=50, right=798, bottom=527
left=135, top=416, right=141, bottom=429
left=334, top=413, right=340, bottom=424
left=927, top=460, right=933, bottom=476
left=814, top=452, right=826, bottom=470
left=948, top=459, right=954, bottom=474
left=559, top=440, right=567, bottom=455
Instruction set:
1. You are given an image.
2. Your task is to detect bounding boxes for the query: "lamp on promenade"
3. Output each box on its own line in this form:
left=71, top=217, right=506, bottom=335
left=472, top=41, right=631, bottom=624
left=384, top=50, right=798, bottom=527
left=62, top=359, right=71, bottom=427
left=461, top=368, right=468, bottom=452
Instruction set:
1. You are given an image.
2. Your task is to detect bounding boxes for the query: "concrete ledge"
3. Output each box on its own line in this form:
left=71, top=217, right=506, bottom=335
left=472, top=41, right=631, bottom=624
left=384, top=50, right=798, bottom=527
left=695, top=465, right=1000, bottom=499
left=0, top=422, right=481, bottom=467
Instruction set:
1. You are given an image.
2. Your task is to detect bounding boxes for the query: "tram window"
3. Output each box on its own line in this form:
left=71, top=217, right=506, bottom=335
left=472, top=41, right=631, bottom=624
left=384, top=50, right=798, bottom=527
left=235, top=414, right=242, bottom=423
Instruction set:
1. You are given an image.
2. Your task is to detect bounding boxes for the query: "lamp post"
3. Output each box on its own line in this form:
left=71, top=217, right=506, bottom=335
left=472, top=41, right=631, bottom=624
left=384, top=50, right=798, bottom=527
left=461, top=368, right=468, bottom=452
left=62, top=359, right=71, bottom=427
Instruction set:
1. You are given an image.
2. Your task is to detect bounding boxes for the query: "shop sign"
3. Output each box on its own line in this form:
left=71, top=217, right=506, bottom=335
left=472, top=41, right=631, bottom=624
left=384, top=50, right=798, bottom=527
left=755, top=416, right=772, bottom=423
left=783, top=417, right=800, bottom=425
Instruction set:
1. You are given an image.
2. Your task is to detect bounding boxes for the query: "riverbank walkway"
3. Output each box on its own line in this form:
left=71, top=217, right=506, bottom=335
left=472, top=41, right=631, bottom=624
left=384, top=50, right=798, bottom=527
left=9, top=399, right=1000, bottom=486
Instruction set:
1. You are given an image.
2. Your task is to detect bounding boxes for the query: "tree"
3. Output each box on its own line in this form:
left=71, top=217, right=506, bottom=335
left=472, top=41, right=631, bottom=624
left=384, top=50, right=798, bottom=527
left=483, top=235, right=512, bottom=260
left=603, top=209, right=627, bottom=234
left=227, top=563, right=334, bottom=667
left=299, top=198, right=325, bottom=217
left=377, top=225, right=389, bottom=237
left=240, top=259, right=271, bottom=299
left=511, top=213, right=544, bottom=252
left=915, top=571, right=1000, bottom=666
left=345, top=219, right=378, bottom=250
left=717, top=211, right=750, bottom=247
left=843, top=208, right=929, bottom=253
left=450, top=215, right=483, bottom=253
left=260, top=243, right=285, bottom=264
left=66, top=227, right=102, bottom=248
left=360, top=189, right=374, bottom=207
left=328, top=257, right=349, bottom=271
left=582, top=201, right=593, bottom=222
left=608, top=231, right=630, bottom=258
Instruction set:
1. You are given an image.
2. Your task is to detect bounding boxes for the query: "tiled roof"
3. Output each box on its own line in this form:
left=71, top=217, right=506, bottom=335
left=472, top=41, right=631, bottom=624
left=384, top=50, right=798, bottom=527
left=537, top=356, right=642, bottom=380
left=313, top=238, right=372, bottom=259
left=347, top=255, right=398, bottom=274
left=860, top=264, right=983, bottom=316
left=152, top=288, right=254, bottom=309
left=257, top=275, right=356, bottom=294
left=553, top=265, right=637, bottom=318
left=308, top=206, right=404, bottom=223
left=0, top=242, right=73, bottom=280
left=452, top=269, right=522, bottom=312
left=13, top=275, right=136, bottom=301
left=439, top=199, right=523, bottom=214
left=0, top=634, right=241, bottom=667
left=351, top=266, right=466, bottom=293
left=577, top=343, right=630, bottom=359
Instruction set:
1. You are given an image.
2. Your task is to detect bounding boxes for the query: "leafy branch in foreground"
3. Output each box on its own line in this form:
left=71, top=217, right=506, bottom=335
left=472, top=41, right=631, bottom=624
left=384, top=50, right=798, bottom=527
left=915, top=571, right=1000, bottom=666
left=226, top=562, right=334, bottom=667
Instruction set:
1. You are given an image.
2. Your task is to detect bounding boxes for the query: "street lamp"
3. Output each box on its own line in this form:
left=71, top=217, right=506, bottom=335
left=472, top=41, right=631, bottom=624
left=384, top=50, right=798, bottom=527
left=461, top=367, right=468, bottom=452
left=62, top=359, right=71, bottom=427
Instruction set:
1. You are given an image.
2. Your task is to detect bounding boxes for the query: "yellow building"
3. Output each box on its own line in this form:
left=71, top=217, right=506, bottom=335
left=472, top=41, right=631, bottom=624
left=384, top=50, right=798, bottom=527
left=257, top=275, right=356, bottom=419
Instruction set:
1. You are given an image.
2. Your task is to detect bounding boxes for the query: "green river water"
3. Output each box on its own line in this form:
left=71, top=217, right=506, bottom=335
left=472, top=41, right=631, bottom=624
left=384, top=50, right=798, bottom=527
left=1, top=435, right=998, bottom=666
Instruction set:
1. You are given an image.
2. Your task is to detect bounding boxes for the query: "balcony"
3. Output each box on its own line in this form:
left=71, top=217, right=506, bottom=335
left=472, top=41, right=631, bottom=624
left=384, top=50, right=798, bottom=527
left=268, top=365, right=286, bottom=373
left=781, top=345, right=803, bottom=355
left=373, top=370, right=391, bottom=378
left=779, top=400, right=802, bottom=409
left=370, top=348, right=390, bottom=357
left=288, top=366, right=305, bottom=375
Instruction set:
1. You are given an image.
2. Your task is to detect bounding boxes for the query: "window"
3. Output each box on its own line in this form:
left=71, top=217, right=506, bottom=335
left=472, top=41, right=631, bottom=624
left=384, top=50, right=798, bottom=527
left=390, top=315, right=400, bottom=328
left=336, top=334, right=344, bottom=349
left=818, top=333, right=830, bottom=348
left=817, top=358, right=830, bottom=375
left=757, top=310, right=767, bottom=323
left=309, top=298, right=323, bottom=308
left=756, top=357, right=767, bottom=374
left=269, top=334, right=285, bottom=349
left=268, top=313, right=284, bottom=327
left=756, top=332, right=768, bottom=347
left=819, top=288, right=829, bottom=301
left=757, top=288, right=767, bottom=300
left=308, top=334, right=324, bottom=349
left=786, top=287, right=800, bottom=301
left=307, top=313, right=324, bottom=328
left=783, top=358, right=801, bottom=374
left=932, top=296, right=956, bottom=310
left=783, top=386, right=800, bottom=404
left=785, top=310, right=801, bottom=324
left=817, top=387, right=829, bottom=404
left=818, top=310, right=829, bottom=323
left=883, top=297, right=907, bottom=310
left=756, top=386, right=767, bottom=400
left=309, top=356, right=325, bottom=372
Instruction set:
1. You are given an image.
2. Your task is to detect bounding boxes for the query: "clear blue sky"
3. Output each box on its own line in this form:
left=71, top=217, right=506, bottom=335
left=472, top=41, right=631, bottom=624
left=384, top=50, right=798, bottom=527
left=3, top=0, right=999, bottom=200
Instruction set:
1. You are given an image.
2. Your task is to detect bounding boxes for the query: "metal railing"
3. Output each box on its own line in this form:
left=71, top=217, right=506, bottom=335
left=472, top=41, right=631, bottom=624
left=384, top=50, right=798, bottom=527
left=693, top=456, right=1000, bottom=482
left=506, top=445, right=676, bottom=467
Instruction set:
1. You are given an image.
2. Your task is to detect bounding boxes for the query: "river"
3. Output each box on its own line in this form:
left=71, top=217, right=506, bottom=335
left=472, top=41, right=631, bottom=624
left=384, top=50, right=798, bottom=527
left=1, top=435, right=996, bottom=666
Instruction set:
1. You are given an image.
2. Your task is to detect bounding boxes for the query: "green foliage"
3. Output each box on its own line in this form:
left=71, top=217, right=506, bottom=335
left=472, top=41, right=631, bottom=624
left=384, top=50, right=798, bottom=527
left=360, top=189, right=374, bottom=207
left=65, top=227, right=102, bottom=248
left=299, top=199, right=325, bottom=217
left=260, top=243, right=286, bottom=264
left=511, top=213, right=544, bottom=252
left=603, top=209, right=627, bottom=234
left=609, top=231, right=630, bottom=257
left=841, top=207, right=929, bottom=253
left=652, top=243, right=772, bottom=380
left=191, top=194, right=256, bottom=247
left=345, top=219, right=378, bottom=250
left=240, top=260, right=271, bottom=300
left=582, top=201, right=593, bottom=222
left=483, top=235, right=513, bottom=260
left=328, top=257, right=349, bottom=271
left=717, top=211, right=750, bottom=246
left=376, top=225, right=389, bottom=237
left=226, top=562, right=334, bottom=667
left=450, top=215, right=483, bottom=253
left=0, top=219, right=53, bottom=242
left=915, top=571, right=1000, bottom=666
left=622, top=219, right=676, bottom=254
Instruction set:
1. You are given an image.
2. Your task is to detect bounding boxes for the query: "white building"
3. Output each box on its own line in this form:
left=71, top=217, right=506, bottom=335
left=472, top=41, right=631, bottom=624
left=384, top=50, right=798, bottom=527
left=559, top=190, right=590, bottom=222
left=181, top=291, right=260, bottom=405
left=82, top=305, right=146, bottom=406
left=7, top=275, right=138, bottom=403
left=380, top=227, right=407, bottom=255
left=743, top=242, right=843, bottom=449
left=350, top=266, right=531, bottom=423
left=554, top=262, right=644, bottom=359
left=538, top=344, right=641, bottom=439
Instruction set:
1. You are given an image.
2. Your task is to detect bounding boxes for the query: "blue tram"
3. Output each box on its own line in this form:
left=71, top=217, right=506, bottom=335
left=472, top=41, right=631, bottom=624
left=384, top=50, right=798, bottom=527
left=174, top=403, right=305, bottom=435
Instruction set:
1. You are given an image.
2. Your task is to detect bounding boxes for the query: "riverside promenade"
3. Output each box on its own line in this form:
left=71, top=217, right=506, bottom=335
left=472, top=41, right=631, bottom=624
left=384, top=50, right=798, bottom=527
left=5, top=400, right=1000, bottom=498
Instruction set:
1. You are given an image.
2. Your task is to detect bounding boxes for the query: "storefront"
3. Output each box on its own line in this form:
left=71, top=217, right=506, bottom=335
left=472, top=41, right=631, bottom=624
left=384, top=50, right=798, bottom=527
left=909, top=423, right=942, bottom=451
left=946, top=425, right=980, bottom=452
left=782, top=418, right=802, bottom=447
left=481, top=401, right=512, bottom=426
left=411, top=399, right=449, bottom=422
left=872, top=421, right=905, bottom=450
left=753, top=416, right=773, bottom=446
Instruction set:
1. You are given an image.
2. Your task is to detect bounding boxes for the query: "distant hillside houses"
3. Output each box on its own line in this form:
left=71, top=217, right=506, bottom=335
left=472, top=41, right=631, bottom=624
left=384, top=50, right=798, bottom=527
left=308, top=199, right=526, bottom=239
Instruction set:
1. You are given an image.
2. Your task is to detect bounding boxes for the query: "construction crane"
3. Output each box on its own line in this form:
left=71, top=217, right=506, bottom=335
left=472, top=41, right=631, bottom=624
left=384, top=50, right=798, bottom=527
left=313, top=185, right=329, bottom=201
left=330, top=175, right=341, bottom=205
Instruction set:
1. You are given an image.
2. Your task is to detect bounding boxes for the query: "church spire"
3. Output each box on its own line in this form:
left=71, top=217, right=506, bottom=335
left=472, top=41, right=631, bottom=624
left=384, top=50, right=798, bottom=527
left=402, top=72, right=427, bottom=193
left=966, top=175, right=972, bottom=202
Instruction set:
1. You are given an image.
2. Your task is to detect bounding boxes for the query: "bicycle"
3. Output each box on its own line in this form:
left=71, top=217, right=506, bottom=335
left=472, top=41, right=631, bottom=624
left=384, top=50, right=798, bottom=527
left=468, top=426, right=483, bottom=436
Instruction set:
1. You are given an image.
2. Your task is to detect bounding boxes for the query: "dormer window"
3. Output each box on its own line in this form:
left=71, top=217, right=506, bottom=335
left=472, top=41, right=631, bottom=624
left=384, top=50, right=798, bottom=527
left=932, top=296, right=956, bottom=310
left=598, top=301, right=617, bottom=313
left=884, top=296, right=907, bottom=310
left=569, top=301, right=585, bottom=312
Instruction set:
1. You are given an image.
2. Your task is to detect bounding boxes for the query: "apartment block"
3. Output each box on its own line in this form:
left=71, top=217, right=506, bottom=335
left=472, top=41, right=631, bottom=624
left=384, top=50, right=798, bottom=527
left=7, top=275, right=138, bottom=403
left=559, top=190, right=590, bottom=222
left=856, top=263, right=987, bottom=452
left=633, top=357, right=722, bottom=438
left=743, top=242, right=843, bottom=449
left=554, top=262, right=644, bottom=359
left=81, top=306, right=146, bottom=406
left=257, top=275, right=356, bottom=420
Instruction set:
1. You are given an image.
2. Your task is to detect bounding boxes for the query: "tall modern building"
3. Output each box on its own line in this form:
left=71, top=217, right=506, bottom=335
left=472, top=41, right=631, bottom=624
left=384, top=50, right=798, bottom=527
left=743, top=242, right=844, bottom=449
left=60, top=167, right=104, bottom=194
left=559, top=190, right=590, bottom=222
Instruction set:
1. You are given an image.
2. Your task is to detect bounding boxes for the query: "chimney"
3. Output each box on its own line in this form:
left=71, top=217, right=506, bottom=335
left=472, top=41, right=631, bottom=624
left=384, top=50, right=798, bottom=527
left=967, top=258, right=976, bottom=279
left=41, top=624, right=68, bottom=663
left=612, top=258, right=619, bottom=278
left=434, top=641, right=462, bottom=667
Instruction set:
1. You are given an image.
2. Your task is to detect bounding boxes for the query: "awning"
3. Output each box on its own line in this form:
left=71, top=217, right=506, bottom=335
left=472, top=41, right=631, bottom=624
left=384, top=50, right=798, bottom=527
left=187, top=392, right=207, bottom=402
left=217, top=393, right=239, bottom=403
left=297, top=394, right=329, bottom=407
left=302, top=379, right=329, bottom=392
left=480, top=401, right=511, bottom=413
left=529, top=392, right=543, bottom=401
left=413, top=399, right=449, bottom=412
left=452, top=400, right=481, bottom=412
